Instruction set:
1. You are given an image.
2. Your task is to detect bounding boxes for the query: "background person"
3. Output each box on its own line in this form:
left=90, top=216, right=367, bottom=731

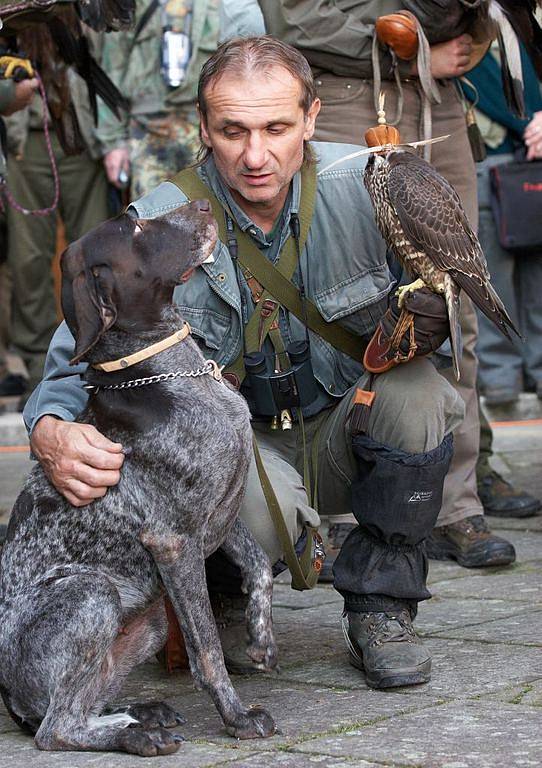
left=257, top=0, right=518, bottom=572
left=0, top=76, right=39, bottom=400
left=99, top=0, right=219, bottom=199
left=3, top=30, right=109, bottom=408
left=463, top=45, right=542, bottom=406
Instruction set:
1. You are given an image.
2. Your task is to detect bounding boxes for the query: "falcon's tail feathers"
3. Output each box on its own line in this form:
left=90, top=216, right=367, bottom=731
left=451, top=270, right=522, bottom=342
left=443, top=274, right=462, bottom=381
left=489, top=2, right=526, bottom=118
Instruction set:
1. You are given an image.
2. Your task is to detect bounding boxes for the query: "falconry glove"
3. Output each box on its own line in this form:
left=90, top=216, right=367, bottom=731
left=364, top=287, right=450, bottom=374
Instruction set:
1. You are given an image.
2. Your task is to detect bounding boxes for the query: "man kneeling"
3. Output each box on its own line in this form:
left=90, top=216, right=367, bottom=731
left=25, top=36, right=464, bottom=690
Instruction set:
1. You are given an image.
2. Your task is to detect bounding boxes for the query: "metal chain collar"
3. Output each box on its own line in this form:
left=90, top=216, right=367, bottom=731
left=83, top=359, right=223, bottom=394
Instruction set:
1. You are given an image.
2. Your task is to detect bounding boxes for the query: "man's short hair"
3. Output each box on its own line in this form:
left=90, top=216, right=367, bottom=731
left=198, top=35, right=317, bottom=125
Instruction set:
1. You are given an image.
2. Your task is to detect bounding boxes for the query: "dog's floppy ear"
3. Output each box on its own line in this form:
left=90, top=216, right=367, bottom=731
left=68, top=265, right=117, bottom=365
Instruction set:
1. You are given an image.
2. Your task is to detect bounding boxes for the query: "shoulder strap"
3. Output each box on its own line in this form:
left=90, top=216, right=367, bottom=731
left=171, top=164, right=365, bottom=367
left=133, top=0, right=161, bottom=44
left=121, top=0, right=161, bottom=83
left=253, top=437, right=319, bottom=590
left=172, top=165, right=324, bottom=590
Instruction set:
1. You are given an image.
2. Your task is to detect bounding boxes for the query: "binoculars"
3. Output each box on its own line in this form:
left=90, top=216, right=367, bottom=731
left=244, top=341, right=319, bottom=416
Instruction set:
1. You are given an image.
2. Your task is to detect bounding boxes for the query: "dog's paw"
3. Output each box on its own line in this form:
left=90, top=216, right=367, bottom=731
left=227, top=706, right=276, bottom=739
left=118, top=726, right=183, bottom=756
left=122, top=701, right=186, bottom=729
left=247, top=640, right=279, bottom=672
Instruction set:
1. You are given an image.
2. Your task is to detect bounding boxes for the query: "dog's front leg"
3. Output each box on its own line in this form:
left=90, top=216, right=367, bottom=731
left=219, top=519, right=278, bottom=672
left=141, top=529, right=276, bottom=740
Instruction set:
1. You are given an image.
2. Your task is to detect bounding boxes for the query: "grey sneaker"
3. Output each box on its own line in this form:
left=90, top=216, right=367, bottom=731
left=342, top=609, right=431, bottom=689
left=212, top=595, right=278, bottom=676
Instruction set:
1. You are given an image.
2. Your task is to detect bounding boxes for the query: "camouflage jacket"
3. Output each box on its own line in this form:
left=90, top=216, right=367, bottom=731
left=96, top=0, right=219, bottom=154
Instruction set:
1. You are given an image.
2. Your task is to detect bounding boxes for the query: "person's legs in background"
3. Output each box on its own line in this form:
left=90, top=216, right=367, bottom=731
left=469, top=155, right=540, bottom=517
left=0, top=259, right=27, bottom=398
left=0, top=259, right=9, bottom=382
left=477, top=404, right=541, bottom=517
left=6, top=131, right=59, bottom=401
left=518, top=252, right=542, bottom=398
left=475, top=155, right=523, bottom=404
left=7, top=132, right=108, bottom=405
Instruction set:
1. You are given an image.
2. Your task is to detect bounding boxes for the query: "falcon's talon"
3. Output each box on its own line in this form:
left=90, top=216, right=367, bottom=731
left=395, top=279, right=426, bottom=309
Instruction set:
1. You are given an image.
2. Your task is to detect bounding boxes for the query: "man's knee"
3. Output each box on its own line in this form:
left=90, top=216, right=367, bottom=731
left=368, top=358, right=464, bottom=454
left=238, top=447, right=319, bottom=565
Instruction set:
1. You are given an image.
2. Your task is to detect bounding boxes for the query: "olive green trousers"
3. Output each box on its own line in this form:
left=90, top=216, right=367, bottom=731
left=6, top=131, right=109, bottom=394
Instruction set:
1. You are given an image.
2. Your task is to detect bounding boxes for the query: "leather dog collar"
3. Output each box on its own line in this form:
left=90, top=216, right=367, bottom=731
left=92, top=322, right=191, bottom=373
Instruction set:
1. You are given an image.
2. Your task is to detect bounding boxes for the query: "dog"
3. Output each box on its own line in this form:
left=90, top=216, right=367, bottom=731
left=0, top=201, right=277, bottom=756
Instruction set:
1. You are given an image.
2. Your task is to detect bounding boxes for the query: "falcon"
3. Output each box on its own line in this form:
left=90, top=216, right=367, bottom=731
left=363, top=149, right=520, bottom=380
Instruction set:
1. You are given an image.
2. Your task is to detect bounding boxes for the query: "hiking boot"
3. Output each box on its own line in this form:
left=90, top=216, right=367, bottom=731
left=342, top=609, right=431, bottom=689
left=212, top=594, right=277, bottom=676
left=426, top=515, right=516, bottom=567
left=482, top=386, right=519, bottom=407
left=318, top=523, right=356, bottom=583
left=0, top=374, right=27, bottom=397
left=478, top=471, right=541, bottom=518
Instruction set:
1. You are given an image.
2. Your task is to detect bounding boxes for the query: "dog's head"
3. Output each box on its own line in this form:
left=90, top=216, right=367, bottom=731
left=61, top=200, right=217, bottom=365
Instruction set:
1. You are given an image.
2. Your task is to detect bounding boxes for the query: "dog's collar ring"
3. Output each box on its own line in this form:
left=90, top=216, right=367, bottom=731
left=84, top=359, right=224, bottom=394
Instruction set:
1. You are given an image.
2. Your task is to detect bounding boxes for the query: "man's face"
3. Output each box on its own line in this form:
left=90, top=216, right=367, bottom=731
left=199, top=66, right=320, bottom=212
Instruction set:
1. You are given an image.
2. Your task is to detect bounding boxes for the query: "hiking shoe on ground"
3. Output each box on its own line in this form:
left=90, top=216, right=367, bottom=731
left=426, top=515, right=516, bottom=567
left=478, top=471, right=541, bottom=518
left=343, top=609, right=431, bottom=689
left=0, top=374, right=27, bottom=397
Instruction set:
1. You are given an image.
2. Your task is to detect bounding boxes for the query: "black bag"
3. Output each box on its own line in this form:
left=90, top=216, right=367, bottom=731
left=490, top=160, right=542, bottom=253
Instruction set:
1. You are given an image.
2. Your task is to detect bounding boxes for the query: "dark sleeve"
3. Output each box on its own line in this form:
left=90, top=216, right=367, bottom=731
left=0, top=79, right=15, bottom=114
left=257, top=0, right=398, bottom=78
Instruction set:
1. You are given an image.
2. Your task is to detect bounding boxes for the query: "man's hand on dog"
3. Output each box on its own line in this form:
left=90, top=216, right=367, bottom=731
left=31, top=416, right=125, bottom=507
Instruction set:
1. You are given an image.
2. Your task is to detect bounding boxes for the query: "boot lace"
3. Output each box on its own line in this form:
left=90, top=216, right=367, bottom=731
left=455, top=514, right=488, bottom=535
left=341, top=610, right=416, bottom=663
left=364, top=612, right=417, bottom=647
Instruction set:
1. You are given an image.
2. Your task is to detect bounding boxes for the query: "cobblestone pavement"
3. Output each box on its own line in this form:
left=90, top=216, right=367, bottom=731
left=0, top=414, right=541, bottom=767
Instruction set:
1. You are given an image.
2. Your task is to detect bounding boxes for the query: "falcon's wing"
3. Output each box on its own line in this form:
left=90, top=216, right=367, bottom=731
left=0, top=0, right=134, bottom=33
left=1, top=0, right=133, bottom=153
left=386, top=151, right=519, bottom=339
left=76, top=0, right=134, bottom=31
